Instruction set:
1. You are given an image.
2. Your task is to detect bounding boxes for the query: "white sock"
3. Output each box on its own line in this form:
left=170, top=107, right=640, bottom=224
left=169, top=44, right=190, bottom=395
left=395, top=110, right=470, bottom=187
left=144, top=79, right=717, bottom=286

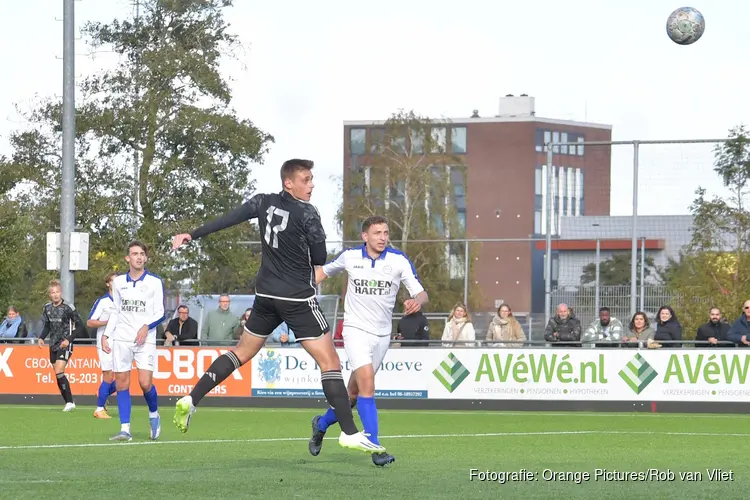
left=148, top=411, right=159, bottom=419
left=96, top=406, right=105, bottom=412
left=121, top=423, right=130, bottom=433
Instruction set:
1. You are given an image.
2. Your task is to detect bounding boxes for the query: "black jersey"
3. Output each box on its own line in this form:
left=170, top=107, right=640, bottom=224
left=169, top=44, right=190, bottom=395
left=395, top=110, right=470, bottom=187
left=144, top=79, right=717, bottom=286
left=190, top=191, right=328, bottom=300
left=40, top=300, right=85, bottom=349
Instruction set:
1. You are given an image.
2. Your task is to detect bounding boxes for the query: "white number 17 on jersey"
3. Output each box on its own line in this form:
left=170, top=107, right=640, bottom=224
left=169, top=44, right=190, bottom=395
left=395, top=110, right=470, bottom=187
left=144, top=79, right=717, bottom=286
left=264, top=205, right=290, bottom=248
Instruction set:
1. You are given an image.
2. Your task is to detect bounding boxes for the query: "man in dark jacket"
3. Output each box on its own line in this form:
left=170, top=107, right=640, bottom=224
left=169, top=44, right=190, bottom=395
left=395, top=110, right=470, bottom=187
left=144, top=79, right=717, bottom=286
left=544, top=303, right=582, bottom=347
left=396, top=311, right=430, bottom=347
left=696, top=307, right=732, bottom=347
left=728, top=300, right=750, bottom=347
left=164, top=305, right=199, bottom=346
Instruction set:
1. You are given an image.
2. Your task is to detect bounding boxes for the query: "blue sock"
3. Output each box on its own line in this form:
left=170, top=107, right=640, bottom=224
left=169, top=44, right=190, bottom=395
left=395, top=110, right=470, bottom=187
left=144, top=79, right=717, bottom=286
left=357, top=396, right=379, bottom=445
left=143, top=385, right=158, bottom=413
left=96, top=381, right=111, bottom=408
left=117, top=389, right=131, bottom=426
left=108, top=381, right=117, bottom=395
left=318, top=407, right=338, bottom=433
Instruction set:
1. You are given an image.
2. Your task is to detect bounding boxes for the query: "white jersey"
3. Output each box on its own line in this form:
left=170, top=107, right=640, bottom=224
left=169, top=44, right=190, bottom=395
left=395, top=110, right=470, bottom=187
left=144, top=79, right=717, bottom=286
left=322, top=245, right=424, bottom=337
left=103, top=270, right=165, bottom=342
left=88, top=293, right=115, bottom=339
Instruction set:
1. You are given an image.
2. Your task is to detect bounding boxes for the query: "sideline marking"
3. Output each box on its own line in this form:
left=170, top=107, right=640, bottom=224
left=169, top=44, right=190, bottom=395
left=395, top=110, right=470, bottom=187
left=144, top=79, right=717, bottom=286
left=0, top=430, right=748, bottom=451
left=1, top=405, right=750, bottom=420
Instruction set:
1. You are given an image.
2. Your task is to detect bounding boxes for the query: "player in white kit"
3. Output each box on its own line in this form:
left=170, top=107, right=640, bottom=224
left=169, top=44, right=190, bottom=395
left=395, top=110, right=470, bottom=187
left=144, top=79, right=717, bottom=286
left=101, top=241, right=165, bottom=442
left=88, top=272, right=118, bottom=419
left=308, top=215, right=429, bottom=466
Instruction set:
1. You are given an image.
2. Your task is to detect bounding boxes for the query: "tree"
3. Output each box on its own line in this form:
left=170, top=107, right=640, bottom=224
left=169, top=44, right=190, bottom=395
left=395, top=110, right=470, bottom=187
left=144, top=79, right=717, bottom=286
left=3, top=0, right=272, bottom=316
left=340, top=110, right=482, bottom=312
left=580, top=252, right=657, bottom=286
left=663, top=125, right=750, bottom=336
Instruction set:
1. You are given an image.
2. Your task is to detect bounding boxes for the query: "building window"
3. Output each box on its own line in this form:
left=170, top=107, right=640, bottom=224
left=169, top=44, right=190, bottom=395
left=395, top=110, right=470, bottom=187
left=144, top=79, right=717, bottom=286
left=560, top=132, right=568, bottom=155
left=577, top=136, right=585, bottom=156
left=391, top=134, right=406, bottom=154
left=370, top=128, right=385, bottom=153
left=543, top=130, right=551, bottom=152
left=552, top=131, right=560, bottom=153
left=457, top=210, right=466, bottom=231
left=535, top=129, right=544, bottom=152
left=451, top=127, right=467, bottom=154
left=349, top=128, right=366, bottom=156
left=534, top=210, right=541, bottom=234
left=451, top=168, right=466, bottom=211
left=431, top=127, right=447, bottom=153
left=410, top=129, right=425, bottom=155
left=535, top=166, right=543, bottom=195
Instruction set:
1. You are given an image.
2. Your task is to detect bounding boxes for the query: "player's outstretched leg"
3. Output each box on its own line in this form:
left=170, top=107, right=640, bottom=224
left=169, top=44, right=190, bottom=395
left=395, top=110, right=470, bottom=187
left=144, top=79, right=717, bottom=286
left=309, top=399, right=356, bottom=456
left=302, top=336, right=384, bottom=454
left=175, top=333, right=265, bottom=433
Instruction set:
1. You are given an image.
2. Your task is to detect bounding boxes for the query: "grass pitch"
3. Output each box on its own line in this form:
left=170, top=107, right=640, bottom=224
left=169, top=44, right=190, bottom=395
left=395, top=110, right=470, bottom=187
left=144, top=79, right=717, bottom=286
left=0, top=404, right=747, bottom=499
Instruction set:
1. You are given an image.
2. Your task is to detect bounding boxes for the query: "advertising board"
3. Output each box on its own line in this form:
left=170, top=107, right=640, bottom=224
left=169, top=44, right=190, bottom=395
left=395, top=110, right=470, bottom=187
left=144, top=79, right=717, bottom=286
left=0, top=345, right=252, bottom=397
left=427, top=348, right=750, bottom=402
left=251, top=347, right=427, bottom=398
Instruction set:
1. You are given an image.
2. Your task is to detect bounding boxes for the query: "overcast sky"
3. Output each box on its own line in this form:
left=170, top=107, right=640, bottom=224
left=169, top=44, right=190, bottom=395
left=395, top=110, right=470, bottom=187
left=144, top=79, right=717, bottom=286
left=1, top=0, right=748, bottom=247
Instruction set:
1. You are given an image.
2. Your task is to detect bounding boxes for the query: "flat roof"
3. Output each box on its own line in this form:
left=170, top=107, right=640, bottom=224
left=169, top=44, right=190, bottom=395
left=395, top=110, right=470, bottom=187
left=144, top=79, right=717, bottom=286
left=343, top=115, right=613, bottom=131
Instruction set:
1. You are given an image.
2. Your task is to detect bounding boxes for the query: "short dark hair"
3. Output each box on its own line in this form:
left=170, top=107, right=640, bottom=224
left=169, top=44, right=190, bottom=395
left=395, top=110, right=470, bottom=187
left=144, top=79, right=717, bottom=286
left=280, top=159, right=314, bottom=182
left=599, top=307, right=610, bottom=313
left=177, top=305, right=189, bottom=313
left=127, top=240, right=148, bottom=256
left=362, top=215, right=389, bottom=233
left=105, top=271, right=118, bottom=285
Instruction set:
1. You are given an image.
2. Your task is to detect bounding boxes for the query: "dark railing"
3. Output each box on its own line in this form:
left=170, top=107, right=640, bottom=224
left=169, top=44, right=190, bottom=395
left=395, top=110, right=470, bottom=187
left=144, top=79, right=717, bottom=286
left=0, top=338, right=743, bottom=349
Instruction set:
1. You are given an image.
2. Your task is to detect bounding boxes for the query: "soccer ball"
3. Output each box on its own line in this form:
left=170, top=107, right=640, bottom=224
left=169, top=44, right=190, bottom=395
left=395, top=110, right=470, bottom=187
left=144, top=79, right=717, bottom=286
left=666, top=7, right=705, bottom=45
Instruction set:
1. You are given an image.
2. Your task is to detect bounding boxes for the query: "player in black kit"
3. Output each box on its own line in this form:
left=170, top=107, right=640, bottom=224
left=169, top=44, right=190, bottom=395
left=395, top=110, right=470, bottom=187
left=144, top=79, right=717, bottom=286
left=171, top=159, right=385, bottom=455
left=37, top=279, right=87, bottom=411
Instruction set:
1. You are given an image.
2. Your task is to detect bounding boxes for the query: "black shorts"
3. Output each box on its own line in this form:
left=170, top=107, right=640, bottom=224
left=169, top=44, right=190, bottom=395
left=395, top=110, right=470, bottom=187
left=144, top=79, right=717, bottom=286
left=49, top=344, right=73, bottom=364
left=246, top=295, right=330, bottom=341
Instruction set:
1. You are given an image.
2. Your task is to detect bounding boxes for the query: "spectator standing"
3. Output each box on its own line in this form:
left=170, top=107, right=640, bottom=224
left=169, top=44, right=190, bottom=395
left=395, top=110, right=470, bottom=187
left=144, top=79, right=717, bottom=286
left=165, top=305, right=199, bottom=346
left=728, top=300, right=750, bottom=347
left=396, top=310, right=430, bottom=347
left=654, top=306, right=683, bottom=348
left=441, top=303, right=476, bottom=347
left=623, top=312, right=657, bottom=348
left=544, top=303, right=582, bottom=347
left=0, top=306, right=28, bottom=340
left=202, top=294, right=240, bottom=344
left=583, top=307, right=624, bottom=348
left=696, top=307, right=731, bottom=347
left=486, top=304, right=525, bottom=348
left=269, top=322, right=299, bottom=347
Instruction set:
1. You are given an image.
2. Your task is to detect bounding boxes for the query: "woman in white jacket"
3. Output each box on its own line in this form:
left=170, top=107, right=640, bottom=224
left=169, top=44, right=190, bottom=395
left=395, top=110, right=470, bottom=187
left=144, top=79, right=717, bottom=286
left=441, top=303, right=476, bottom=347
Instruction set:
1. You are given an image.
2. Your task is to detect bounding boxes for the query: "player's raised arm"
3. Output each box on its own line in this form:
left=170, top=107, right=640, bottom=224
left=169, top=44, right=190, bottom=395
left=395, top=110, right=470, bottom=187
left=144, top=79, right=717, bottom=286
left=172, top=194, right=264, bottom=249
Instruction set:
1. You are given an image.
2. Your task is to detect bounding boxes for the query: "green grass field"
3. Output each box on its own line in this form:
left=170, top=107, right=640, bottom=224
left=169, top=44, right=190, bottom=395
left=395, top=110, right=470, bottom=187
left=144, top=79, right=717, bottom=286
left=0, top=404, right=748, bottom=499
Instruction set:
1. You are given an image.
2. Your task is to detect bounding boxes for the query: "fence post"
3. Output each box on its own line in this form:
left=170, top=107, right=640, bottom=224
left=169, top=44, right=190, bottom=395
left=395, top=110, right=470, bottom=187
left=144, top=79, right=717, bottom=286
left=464, top=239, right=469, bottom=307
left=545, top=144, right=554, bottom=324
left=630, top=140, right=640, bottom=319
left=595, top=237, right=600, bottom=314
left=640, top=237, right=646, bottom=312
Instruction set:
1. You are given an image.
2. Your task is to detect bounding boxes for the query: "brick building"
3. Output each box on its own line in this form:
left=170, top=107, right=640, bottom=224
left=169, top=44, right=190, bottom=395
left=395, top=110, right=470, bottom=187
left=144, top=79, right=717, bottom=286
left=342, top=95, right=612, bottom=314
